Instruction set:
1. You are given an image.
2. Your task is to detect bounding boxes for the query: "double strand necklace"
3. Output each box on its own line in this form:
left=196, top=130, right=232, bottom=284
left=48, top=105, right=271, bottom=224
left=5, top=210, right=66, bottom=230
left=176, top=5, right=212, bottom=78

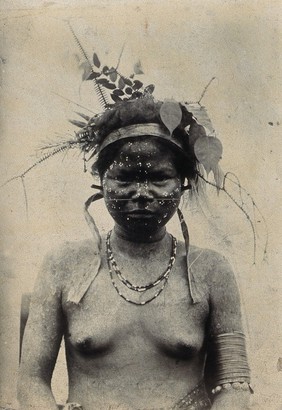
left=106, top=230, right=177, bottom=305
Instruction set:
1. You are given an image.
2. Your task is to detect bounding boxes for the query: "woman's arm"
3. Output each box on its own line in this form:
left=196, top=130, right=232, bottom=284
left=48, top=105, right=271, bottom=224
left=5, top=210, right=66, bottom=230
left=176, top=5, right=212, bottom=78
left=18, top=250, right=65, bottom=410
left=206, top=252, right=252, bottom=410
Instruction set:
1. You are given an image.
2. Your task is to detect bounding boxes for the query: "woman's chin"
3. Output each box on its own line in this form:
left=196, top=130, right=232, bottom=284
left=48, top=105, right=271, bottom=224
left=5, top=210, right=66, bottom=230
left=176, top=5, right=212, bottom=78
left=125, top=217, right=163, bottom=230
left=114, top=218, right=167, bottom=238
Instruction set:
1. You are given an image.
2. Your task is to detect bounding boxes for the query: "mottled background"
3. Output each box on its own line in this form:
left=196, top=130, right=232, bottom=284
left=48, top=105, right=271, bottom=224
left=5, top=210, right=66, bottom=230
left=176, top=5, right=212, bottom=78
left=0, top=1, right=281, bottom=409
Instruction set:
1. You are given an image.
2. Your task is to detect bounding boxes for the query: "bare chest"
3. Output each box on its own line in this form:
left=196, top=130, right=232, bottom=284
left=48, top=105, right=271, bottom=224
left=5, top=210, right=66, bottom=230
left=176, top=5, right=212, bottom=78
left=63, top=258, right=209, bottom=360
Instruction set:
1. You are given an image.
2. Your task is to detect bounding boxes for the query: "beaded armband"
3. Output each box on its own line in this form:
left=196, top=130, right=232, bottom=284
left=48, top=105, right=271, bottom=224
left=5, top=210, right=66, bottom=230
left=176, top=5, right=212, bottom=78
left=212, top=381, right=252, bottom=395
left=208, top=332, right=253, bottom=396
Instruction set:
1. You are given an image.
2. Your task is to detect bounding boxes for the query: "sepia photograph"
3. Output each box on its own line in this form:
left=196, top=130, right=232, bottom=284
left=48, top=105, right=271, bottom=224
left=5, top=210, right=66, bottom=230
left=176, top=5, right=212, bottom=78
left=0, top=1, right=281, bottom=409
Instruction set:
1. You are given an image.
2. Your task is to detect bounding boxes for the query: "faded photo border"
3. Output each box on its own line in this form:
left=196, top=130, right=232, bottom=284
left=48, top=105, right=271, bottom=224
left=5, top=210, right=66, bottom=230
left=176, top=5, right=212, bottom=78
left=0, top=1, right=281, bottom=409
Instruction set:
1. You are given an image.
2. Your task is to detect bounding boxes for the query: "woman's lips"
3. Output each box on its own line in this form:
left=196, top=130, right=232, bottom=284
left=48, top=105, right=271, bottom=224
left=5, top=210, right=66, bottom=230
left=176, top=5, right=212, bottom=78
left=126, top=209, right=155, bottom=218
left=128, top=209, right=153, bottom=214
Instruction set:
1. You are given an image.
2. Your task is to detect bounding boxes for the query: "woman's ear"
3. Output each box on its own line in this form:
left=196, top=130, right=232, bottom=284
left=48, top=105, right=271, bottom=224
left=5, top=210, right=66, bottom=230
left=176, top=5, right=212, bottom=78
left=181, top=178, right=191, bottom=192
left=90, top=172, right=103, bottom=192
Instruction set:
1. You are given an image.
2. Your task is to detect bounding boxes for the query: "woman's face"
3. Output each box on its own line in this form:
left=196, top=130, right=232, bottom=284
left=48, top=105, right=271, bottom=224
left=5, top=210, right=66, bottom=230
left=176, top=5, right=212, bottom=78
left=101, top=138, right=182, bottom=236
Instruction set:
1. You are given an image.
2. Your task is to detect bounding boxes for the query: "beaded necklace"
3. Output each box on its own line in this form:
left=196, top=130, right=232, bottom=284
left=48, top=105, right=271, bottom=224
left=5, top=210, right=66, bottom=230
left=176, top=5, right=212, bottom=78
left=106, top=230, right=177, bottom=305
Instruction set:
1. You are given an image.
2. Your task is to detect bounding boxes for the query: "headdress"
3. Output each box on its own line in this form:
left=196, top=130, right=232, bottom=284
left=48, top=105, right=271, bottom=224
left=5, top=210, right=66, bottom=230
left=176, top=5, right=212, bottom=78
left=1, top=26, right=267, bottom=304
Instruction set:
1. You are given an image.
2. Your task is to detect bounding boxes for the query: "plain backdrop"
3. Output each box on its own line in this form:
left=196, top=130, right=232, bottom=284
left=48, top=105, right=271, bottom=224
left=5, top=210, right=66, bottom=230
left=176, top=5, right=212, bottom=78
left=0, top=1, right=281, bottom=409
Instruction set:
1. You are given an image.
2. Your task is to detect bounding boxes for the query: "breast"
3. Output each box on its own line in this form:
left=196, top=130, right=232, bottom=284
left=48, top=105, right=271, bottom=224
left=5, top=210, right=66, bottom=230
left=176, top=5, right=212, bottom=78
left=67, top=335, right=113, bottom=357
left=158, top=340, right=202, bottom=360
left=139, top=299, right=208, bottom=361
left=63, top=264, right=209, bottom=363
left=64, top=309, right=119, bottom=358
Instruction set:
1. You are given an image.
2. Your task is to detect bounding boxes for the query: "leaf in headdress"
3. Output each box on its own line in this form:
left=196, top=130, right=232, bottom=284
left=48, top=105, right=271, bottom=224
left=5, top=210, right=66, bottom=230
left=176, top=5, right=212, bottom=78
left=103, top=82, right=116, bottom=90
left=133, top=80, right=143, bottom=90
left=93, top=53, right=101, bottom=68
left=194, top=136, right=223, bottom=175
left=86, top=71, right=101, bottom=81
left=118, top=77, right=125, bottom=89
left=69, top=119, right=87, bottom=128
left=109, top=69, right=117, bottom=82
left=81, top=61, right=93, bottom=81
left=75, top=112, right=91, bottom=121
left=111, top=94, right=123, bottom=103
left=125, top=87, right=133, bottom=95
left=113, top=89, right=124, bottom=96
left=129, top=73, right=135, bottom=79
left=160, top=99, right=182, bottom=135
left=187, top=104, right=215, bottom=136
left=123, top=77, right=133, bottom=86
left=188, top=123, right=207, bottom=147
left=96, top=78, right=110, bottom=85
left=131, top=91, right=143, bottom=99
left=102, top=65, right=110, bottom=74
left=144, top=84, right=155, bottom=95
left=134, top=60, right=144, bottom=74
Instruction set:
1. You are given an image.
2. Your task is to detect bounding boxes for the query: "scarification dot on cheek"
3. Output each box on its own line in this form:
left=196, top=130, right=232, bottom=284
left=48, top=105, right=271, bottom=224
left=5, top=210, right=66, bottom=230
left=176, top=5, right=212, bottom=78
left=98, top=139, right=184, bottom=230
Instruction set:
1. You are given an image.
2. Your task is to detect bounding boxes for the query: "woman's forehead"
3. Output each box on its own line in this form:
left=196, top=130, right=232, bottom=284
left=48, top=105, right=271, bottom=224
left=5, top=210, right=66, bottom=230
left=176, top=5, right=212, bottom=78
left=116, top=138, right=176, bottom=159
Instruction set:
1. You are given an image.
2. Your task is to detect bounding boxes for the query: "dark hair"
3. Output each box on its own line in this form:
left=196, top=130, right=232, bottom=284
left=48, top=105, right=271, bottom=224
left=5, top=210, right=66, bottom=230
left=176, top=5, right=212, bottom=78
left=91, top=97, right=199, bottom=182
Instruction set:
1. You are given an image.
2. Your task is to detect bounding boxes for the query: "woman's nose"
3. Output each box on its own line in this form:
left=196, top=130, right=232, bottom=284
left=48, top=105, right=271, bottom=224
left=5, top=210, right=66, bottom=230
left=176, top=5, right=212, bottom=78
left=131, top=181, right=154, bottom=201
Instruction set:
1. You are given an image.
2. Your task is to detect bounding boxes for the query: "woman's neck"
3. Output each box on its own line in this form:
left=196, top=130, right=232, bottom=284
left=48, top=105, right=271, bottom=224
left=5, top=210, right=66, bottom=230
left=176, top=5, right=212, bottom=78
left=109, top=225, right=170, bottom=259
left=113, top=224, right=167, bottom=244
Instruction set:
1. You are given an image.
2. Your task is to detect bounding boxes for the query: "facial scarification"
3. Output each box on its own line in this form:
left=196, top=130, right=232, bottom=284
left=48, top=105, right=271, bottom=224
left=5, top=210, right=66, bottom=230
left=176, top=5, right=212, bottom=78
left=102, top=139, right=182, bottom=235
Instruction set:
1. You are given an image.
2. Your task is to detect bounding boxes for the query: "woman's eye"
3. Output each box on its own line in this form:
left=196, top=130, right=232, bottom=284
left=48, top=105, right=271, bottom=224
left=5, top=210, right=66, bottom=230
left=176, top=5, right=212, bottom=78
left=151, top=175, right=170, bottom=183
left=152, top=180, right=169, bottom=186
left=115, top=176, right=132, bottom=185
left=111, top=172, right=175, bottom=186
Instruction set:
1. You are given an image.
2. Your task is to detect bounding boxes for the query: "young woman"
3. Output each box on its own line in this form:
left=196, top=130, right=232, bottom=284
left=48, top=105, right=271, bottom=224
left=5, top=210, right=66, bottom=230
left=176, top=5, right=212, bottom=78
left=17, top=93, right=252, bottom=409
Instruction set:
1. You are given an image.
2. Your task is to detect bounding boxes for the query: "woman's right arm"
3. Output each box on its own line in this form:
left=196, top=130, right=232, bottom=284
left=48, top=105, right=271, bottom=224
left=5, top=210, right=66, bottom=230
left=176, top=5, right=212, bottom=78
left=18, top=250, right=65, bottom=410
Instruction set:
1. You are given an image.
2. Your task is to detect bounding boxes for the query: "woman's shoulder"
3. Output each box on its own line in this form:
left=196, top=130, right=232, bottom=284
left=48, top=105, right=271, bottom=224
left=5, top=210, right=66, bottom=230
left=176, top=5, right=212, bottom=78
left=190, top=244, right=239, bottom=306
left=178, top=242, right=239, bottom=310
left=41, top=237, right=100, bottom=277
left=191, top=244, right=232, bottom=269
left=176, top=239, right=235, bottom=286
left=38, top=238, right=102, bottom=302
left=177, top=240, right=231, bottom=269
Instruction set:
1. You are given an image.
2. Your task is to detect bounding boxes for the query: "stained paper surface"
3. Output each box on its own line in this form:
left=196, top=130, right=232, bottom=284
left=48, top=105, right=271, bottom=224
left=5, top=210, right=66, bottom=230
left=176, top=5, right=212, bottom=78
left=0, top=1, right=281, bottom=409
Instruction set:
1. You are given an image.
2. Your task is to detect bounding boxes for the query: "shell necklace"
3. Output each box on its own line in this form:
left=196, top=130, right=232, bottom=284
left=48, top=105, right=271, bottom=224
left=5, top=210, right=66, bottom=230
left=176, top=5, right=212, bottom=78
left=106, top=230, right=177, bottom=305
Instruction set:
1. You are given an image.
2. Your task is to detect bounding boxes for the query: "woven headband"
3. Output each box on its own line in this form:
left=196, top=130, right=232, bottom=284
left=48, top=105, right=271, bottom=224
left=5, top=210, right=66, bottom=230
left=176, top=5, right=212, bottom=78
left=99, top=123, right=184, bottom=153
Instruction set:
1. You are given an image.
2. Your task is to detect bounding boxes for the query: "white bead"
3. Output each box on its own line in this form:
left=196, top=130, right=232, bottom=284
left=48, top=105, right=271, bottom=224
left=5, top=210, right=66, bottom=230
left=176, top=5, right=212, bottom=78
left=232, top=382, right=241, bottom=390
left=223, top=383, right=232, bottom=390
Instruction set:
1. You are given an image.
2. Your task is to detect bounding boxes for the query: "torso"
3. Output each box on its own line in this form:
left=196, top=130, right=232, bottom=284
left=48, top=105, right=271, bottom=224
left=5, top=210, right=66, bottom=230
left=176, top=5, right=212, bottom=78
left=59, top=235, right=211, bottom=409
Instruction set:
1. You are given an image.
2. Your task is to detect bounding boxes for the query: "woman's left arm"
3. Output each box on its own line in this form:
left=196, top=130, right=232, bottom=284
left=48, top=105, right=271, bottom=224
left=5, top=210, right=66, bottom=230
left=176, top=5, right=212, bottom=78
left=206, top=252, right=252, bottom=410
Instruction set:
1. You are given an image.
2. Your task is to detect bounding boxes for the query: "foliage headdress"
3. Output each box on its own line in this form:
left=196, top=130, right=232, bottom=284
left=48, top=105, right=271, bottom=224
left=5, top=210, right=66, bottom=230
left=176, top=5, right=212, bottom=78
left=1, top=26, right=267, bottom=304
